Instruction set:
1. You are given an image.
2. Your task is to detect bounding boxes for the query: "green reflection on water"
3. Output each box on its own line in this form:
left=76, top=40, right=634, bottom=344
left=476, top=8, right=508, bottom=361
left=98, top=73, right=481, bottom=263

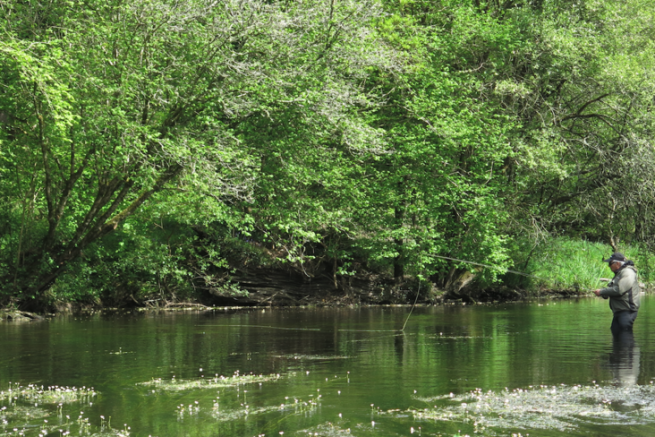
left=1, top=298, right=655, bottom=436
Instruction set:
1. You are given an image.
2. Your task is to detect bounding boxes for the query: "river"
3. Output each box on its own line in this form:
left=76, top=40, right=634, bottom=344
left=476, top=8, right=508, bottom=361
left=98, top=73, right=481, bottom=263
left=2, top=297, right=655, bottom=437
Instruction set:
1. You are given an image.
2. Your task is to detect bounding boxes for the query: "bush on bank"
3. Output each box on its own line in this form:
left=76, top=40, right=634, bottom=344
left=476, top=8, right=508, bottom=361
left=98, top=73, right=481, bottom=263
left=505, top=238, right=655, bottom=294
left=8, top=231, right=652, bottom=311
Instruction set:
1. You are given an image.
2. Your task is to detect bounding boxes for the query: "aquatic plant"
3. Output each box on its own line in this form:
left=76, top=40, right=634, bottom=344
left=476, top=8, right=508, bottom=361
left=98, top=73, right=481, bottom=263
left=271, top=354, right=349, bottom=361
left=138, top=371, right=283, bottom=392
left=0, top=383, right=134, bottom=437
left=0, top=411, right=131, bottom=437
left=0, top=384, right=97, bottom=405
left=298, top=422, right=354, bottom=436
left=0, top=405, right=49, bottom=421
left=402, top=383, right=655, bottom=432
left=178, top=394, right=321, bottom=423
left=108, top=348, right=133, bottom=355
left=206, top=404, right=285, bottom=422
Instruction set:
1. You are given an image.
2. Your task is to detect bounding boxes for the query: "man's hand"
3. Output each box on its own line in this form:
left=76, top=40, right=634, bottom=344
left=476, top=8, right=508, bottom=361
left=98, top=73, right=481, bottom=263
left=593, top=289, right=602, bottom=296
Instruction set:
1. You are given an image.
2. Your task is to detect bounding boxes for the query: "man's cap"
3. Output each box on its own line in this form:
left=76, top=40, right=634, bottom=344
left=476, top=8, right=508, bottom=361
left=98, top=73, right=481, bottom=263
left=603, top=252, right=626, bottom=263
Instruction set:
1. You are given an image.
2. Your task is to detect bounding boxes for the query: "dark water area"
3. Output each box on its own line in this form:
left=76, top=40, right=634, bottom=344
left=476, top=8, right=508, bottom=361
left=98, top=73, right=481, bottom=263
left=2, top=297, right=655, bottom=437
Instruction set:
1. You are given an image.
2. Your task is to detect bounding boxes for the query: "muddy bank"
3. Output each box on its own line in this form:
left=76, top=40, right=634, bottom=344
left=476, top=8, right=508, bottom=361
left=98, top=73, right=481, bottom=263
left=0, top=309, right=45, bottom=322
left=203, top=264, right=585, bottom=307
left=0, top=264, right=589, bottom=316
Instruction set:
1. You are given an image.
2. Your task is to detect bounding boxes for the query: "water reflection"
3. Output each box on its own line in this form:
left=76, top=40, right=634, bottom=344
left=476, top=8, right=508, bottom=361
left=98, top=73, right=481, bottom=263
left=394, top=331, right=405, bottom=366
left=3, top=299, right=655, bottom=437
left=607, top=331, right=640, bottom=386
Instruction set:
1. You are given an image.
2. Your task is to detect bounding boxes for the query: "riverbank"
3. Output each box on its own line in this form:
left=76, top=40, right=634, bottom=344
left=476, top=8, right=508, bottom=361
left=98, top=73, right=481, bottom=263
left=2, top=237, right=651, bottom=315
left=0, top=283, right=591, bottom=319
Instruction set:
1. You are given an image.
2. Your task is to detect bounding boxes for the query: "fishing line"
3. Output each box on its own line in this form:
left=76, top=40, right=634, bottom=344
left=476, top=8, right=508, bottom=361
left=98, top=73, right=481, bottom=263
left=431, top=255, right=546, bottom=280
left=400, top=254, right=535, bottom=332
left=401, top=281, right=420, bottom=332
left=399, top=252, right=596, bottom=330
left=432, top=254, right=598, bottom=291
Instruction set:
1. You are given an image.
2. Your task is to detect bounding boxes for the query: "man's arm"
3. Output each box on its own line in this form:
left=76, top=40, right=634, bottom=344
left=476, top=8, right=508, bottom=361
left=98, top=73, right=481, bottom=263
left=599, top=270, right=634, bottom=297
left=599, top=281, right=622, bottom=297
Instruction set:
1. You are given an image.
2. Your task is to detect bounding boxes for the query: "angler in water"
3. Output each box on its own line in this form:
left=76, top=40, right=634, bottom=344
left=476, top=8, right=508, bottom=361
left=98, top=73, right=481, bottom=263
left=593, top=252, right=640, bottom=334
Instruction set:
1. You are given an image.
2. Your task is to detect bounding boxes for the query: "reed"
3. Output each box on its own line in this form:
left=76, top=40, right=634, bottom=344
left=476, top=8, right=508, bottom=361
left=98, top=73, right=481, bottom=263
left=508, top=238, right=655, bottom=292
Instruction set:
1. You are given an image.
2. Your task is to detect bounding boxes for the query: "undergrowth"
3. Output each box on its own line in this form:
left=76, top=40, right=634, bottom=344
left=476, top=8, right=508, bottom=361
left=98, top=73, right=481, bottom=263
left=505, top=238, right=655, bottom=292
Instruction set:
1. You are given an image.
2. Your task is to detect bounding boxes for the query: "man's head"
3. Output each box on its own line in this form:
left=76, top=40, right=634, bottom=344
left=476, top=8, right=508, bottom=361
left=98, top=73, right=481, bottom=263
left=603, top=252, right=626, bottom=272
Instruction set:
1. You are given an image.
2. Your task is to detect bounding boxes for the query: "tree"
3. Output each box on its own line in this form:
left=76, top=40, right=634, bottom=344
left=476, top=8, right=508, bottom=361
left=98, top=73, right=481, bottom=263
left=496, top=0, right=655, bottom=251
left=0, top=0, right=393, bottom=305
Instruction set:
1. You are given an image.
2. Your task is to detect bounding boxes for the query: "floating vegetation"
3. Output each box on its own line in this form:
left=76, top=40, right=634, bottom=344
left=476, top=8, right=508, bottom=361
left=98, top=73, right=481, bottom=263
left=423, top=334, right=490, bottom=340
left=403, top=383, right=655, bottom=432
left=0, top=424, right=131, bottom=437
left=1, top=412, right=88, bottom=437
left=85, top=431, right=132, bottom=437
left=108, top=348, right=133, bottom=355
left=138, top=371, right=283, bottom=392
left=0, top=405, right=130, bottom=437
left=0, top=384, right=110, bottom=437
left=272, top=354, right=349, bottom=361
left=298, top=423, right=354, bottom=436
left=177, top=394, right=321, bottom=422
left=279, top=396, right=321, bottom=416
left=0, top=383, right=97, bottom=404
left=0, top=405, right=48, bottom=421
left=207, top=404, right=284, bottom=422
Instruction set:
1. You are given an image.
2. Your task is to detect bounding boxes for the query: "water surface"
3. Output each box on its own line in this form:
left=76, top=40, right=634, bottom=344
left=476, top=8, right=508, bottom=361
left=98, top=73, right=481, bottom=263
left=2, top=297, right=655, bottom=436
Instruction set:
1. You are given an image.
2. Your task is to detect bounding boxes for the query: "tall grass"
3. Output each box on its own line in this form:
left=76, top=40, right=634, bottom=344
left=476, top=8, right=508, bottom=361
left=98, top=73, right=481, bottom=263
left=506, top=238, right=655, bottom=292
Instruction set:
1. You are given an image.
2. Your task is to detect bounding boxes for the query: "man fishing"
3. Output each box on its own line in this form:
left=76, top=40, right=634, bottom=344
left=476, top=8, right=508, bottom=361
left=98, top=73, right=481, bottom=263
left=593, top=252, right=640, bottom=333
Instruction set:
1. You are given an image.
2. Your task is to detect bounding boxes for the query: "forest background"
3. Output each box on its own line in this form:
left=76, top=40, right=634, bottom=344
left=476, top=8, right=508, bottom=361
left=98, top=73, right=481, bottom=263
left=2, top=0, right=655, bottom=310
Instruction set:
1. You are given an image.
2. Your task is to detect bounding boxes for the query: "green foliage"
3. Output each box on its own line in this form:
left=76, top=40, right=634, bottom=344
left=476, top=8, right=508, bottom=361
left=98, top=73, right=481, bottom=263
left=3, top=0, right=655, bottom=306
left=48, top=221, right=197, bottom=306
left=0, top=0, right=395, bottom=305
